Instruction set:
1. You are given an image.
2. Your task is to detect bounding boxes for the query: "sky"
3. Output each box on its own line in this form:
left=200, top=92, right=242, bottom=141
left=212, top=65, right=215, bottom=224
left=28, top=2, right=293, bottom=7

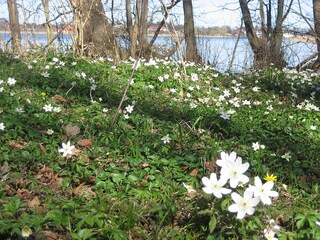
left=0, top=0, right=314, bottom=30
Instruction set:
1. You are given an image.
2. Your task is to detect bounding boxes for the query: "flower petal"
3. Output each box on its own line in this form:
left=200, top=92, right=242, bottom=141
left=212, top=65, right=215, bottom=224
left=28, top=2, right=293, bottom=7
left=231, top=192, right=242, bottom=203
left=228, top=204, right=240, bottom=213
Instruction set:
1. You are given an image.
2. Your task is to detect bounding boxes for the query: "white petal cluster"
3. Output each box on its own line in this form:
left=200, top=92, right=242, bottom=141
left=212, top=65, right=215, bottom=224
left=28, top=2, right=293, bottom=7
left=202, top=151, right=279, bottom=220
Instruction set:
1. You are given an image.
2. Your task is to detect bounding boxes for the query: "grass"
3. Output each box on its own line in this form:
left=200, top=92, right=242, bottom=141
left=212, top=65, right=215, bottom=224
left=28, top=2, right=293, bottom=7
left=0, top=51, right=320, bottom=239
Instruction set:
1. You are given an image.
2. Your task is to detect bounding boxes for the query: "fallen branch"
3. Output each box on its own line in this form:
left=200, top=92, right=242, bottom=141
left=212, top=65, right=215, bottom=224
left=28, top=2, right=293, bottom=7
left=295, top=52, right=317, bottom=71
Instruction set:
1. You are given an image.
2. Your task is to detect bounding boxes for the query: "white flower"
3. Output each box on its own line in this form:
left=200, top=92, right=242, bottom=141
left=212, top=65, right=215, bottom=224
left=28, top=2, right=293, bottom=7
left=250, top=176, right=279, bottom=205
left=125, top=105, right=134, bottom=114
left=124, top=114, right=130, bottom=119
left=71, top=62, right=77, bottom=66
left=269, top=219, right=281, bottom=231
left=47, top=129, right=54, bottom=135
left=15, top=108, right=25, bottom=113
left=220, top=111, right=230, bottom=120
left=7, top=77, right=16, bottom=86
left=158, top=76, right=164, bottom=82
left=202, top=173, right=231, bottom=198
left=58, top=141, right=75, bottom=157
left=252, top=86, right=261, bottom=92
left=228, top=188, right=260, bottom=219
left=191, top=73, right=198, bottom=81
left=170, top=88, right=177, bottom=93
left=0, top=87, right=4, bottom=92
left=52, top=57, right=59, bottom=62
left=41, top=71, right=50, bottom=78
left=174, top=72, right=180, bottom=79
left=310, top=125, right=317, bottom=130
left=183, top=182, right=196, bottom=193
left=161, top=134, right=171, bottom=144
left=281, top=152, right=291, bottom=162
left=217, top=151, right=237, bottom=168
left=21, top=226, right=32, bottom=238
left=53, top=107, right=61, bottom=113
left=43, top=104, right=53, bottom=112
left=0, top=122, right=5, bottom=131
left=252, top=142, right=260, bottom=151
left=264, top=229, right=278, bottom=240
left=316, top=221, right=320, bottom=227
left=102, top=108, right=108, bottom=113
left=220, top=153, right=250, bottom=188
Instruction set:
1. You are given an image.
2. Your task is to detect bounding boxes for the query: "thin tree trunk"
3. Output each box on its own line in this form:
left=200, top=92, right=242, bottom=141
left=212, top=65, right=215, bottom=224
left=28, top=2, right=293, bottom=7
left=183, top=0, right=200, bottom=63
left=7, top=0, right=21, bottom=53
left=313, top=0, right=320, bottom=68
left=42, top=0, right=53, bottom=47
left=139, top=0, right=149, bottom=57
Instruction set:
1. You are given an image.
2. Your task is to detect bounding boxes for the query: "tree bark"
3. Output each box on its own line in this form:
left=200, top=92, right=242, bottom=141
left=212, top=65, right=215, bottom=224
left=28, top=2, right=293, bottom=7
left=139, top=0, right=149, bottom=56
left=183, top=0, right=201, bottom=63
left=7, top=0, right=21, bottom=53
left=42, top=0, right=53, bottom=47
left=239, top=0, right=292, bottom=69
left=70, top=0, right=121, bottom=60
left=313, top=0, right=320, bottom=69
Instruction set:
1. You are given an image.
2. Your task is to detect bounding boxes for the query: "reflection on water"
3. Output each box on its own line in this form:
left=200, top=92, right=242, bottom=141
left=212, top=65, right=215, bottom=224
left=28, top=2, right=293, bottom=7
left=0, top=32, right=316, bottom=72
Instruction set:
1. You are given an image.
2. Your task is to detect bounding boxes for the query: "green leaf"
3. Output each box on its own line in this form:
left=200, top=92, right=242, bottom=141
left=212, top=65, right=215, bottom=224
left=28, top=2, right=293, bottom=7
left=209, top=215, right=217, bottom=233
left=127, top=175, right=138, bottom=182
left=110, top=173, right=125, bottom=183
left=296, top=218, right=306, bottom=229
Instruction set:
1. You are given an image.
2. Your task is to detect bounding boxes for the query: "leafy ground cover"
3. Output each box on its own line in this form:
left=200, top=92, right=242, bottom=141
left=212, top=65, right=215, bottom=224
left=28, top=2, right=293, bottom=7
left=0, top=51, right=320, bottom=239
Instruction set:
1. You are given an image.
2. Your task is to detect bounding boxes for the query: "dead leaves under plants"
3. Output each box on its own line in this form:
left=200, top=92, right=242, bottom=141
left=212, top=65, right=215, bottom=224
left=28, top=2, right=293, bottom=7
left=62, top=123, right=80, bottom=137
left=51, top=94, right=67, bottom=103
left=77, top=138, right=93, bottom=149
left=9, top=140, right=27, bottom=150
left=35, top=165, right=63, bottom=191
left=73, top=183, right=96, bottom=198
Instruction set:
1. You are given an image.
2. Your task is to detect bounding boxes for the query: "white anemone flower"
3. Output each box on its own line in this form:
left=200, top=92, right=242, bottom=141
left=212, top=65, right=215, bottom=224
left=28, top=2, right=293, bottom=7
left=161, top=134, right=171, bottom=144
left=58, top=141, right=75, bottom=157
left=202, top=173, right=231, bottom=198
left=182, top=182, right=196, bottom=193
left=228, top=188, right=260, bottom=219
left=220, top=154, right=250, bottom=188
left=264, top=229, right=278, bottom=240
left=250, top=176, right=279, bottom=205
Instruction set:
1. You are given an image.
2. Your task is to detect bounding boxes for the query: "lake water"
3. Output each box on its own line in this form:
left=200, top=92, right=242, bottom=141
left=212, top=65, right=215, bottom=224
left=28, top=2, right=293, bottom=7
left=0, top=32, right=316, bottom=72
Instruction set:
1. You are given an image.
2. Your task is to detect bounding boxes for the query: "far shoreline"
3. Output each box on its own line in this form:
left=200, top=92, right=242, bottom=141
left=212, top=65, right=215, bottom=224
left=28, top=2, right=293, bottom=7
left=0, top=30, right=315, bottom=43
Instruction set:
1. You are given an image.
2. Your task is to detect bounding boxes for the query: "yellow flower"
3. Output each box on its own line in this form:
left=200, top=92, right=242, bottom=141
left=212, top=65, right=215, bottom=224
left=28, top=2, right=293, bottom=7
left=41, top=92, right=46, bottom=96
left=264, top=173, right=277, bottom=182
left=21, top=226, right=32, bottom=238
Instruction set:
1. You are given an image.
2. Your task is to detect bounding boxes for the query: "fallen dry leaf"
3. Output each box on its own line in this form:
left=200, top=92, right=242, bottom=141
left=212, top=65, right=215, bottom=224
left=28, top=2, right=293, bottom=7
left=1, top=165, right=10, bottom=175
left=189, top=168, right=199, bottom=177
left=51, top=94, right=67, bottom=103
left=73, top=183, right=96, bottom=197
left=62, top=124, right=80, bottom=137
left=41, top=230, right=69, bottom=240
left=204, top=161, right=217, bottom=173
left=77, top=139, right=93, bottom=148
left=9, top=140, right=25, bottom=150
left=28, top=196, right=41, bottom=208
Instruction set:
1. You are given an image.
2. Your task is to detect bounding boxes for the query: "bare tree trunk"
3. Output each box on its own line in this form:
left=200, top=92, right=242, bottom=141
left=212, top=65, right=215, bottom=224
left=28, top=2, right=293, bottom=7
left=183, top=0, right=200, bottom=63
left=140, top=0, right=149, bottom=57
left=42, top=0, right=53, bottom=47
left=70, top=0, right=121, bottom=60
left=313, top=0, right=320, bottom=69
left=239, top=0, right=292, bottom=69
left=7, top=0, right=21, bottom=53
